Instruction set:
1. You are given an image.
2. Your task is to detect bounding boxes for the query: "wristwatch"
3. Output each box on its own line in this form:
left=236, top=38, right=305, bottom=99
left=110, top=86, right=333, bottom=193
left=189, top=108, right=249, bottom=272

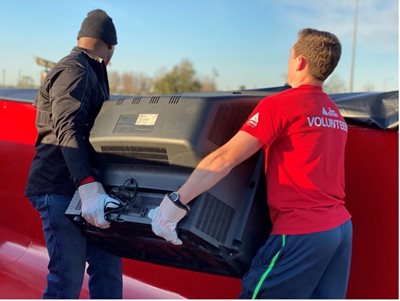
left=167, top=191, right=188, bottom=210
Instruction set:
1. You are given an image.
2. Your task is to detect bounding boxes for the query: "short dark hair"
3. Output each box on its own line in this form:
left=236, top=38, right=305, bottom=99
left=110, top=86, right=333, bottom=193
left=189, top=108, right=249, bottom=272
left=294, top=28, right=341, bottom=81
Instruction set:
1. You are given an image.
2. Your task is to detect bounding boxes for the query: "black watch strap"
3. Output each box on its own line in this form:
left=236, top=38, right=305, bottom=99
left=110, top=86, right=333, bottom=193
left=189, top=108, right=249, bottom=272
left=168, top=192, right=188, bottom=211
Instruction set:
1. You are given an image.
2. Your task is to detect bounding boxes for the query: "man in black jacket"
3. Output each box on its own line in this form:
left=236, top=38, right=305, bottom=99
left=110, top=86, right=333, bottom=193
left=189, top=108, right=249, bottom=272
left=25, top=9, right=123, bottom=298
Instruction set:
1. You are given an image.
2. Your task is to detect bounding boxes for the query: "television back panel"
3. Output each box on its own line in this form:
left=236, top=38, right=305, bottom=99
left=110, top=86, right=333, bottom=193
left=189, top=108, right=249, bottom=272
left=67, top=91, right=278, bottom=277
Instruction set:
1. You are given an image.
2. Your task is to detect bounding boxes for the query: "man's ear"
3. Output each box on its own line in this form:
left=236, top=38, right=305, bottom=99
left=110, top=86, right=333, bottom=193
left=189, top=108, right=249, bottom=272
left=108, top=44, right=113, bottom=50
left=296, top=55, right=307, bottom=71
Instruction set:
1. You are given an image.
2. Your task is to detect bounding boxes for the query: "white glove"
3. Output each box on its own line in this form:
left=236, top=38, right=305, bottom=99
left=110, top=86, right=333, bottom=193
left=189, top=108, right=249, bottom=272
left=78, top=181, right=120, bottom=229
left=148, top=194, right=189, bottom=245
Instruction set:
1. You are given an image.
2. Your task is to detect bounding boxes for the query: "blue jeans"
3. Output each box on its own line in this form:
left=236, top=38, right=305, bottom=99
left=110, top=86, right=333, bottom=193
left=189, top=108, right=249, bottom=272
left=240, top=220, right=353, bottom=299
left=29, top=194, right=123, bottom=299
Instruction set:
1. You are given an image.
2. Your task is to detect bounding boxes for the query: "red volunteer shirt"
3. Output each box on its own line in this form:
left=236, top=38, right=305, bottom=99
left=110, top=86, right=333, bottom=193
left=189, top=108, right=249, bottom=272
left=241, top=85, right=351, bottom=235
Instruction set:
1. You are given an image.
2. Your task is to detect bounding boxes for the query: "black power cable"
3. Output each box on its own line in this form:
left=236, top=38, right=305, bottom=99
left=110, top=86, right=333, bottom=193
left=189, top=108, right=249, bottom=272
left=104, top=178, right=138, bottom=222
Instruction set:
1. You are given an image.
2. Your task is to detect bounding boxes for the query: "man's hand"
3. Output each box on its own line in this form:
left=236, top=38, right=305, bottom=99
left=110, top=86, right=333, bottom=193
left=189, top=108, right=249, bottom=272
left=148, top=194, right=189, bottom=245
left=78, top=181, right=120, bottom=229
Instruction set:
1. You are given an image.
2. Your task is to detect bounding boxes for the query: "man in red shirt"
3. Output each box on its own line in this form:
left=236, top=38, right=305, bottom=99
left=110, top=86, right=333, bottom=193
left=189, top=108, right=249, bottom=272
left=149, top=28, right=352, bottom=299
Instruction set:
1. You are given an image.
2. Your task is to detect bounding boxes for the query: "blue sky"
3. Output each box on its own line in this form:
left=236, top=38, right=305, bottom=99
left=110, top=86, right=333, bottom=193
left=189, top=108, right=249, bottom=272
left=0, top=0, right=398, bottom=92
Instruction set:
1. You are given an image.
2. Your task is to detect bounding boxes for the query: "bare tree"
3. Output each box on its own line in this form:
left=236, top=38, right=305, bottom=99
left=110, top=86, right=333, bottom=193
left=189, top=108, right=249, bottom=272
left=109, top=71, right=121, bottom=94
left=131, top=72, right=153, bottom=95
left=199, top=76, right=217, bottom=92
left=362, top=83, right=375, bottom=92
left=16, top=75, right=35, bottom=88
left=324, top=75, right=347, bottom=93
left=121, top=72, right=136, bottom=94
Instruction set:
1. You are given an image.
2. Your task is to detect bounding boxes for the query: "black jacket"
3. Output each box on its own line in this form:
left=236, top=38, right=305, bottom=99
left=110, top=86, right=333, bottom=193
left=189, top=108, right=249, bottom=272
left=25, top=47, right=110, bottom=197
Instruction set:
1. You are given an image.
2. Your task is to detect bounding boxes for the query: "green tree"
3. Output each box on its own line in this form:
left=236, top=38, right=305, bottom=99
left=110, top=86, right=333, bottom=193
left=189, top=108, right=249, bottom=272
left=153, top=59, right=202, bottom=93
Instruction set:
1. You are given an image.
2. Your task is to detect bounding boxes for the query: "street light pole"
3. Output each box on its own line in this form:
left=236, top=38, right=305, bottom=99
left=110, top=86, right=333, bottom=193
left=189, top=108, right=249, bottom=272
left=349, top=0, right=359, bottom=92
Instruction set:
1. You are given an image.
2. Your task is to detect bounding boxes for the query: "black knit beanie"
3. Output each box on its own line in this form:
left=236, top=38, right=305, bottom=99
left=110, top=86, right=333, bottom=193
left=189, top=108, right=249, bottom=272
left=77, top=9, right=117, bottom=45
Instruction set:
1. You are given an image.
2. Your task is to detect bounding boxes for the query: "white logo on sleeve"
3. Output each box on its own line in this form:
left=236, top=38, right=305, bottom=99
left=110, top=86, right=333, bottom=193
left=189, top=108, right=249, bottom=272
left=247, top=112, right=259, bottom=127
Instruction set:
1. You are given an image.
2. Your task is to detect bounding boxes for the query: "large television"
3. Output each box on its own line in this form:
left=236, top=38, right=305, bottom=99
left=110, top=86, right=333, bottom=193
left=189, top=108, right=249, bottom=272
left=66, top=88, right=285, bottom=277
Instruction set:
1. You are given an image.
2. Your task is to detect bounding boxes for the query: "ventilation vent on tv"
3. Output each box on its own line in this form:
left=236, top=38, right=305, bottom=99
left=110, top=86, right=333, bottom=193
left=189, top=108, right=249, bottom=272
left=149, top=96, right=160, bottom=104
left=208, top=103, right=256, bottom=146
left=195, top=193, right=234, bottom=243
left=169, top=96, right=181, bottom=104
left=131, top=97, right=142, bottom=104
left=100, top=145, right=169, bottom=164
left=115, top=98, right=125, bottom=105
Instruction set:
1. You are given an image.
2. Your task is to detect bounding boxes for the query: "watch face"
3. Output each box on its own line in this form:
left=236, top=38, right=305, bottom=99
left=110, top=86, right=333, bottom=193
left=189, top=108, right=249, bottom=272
left=169, top=192, right=179, bottom=202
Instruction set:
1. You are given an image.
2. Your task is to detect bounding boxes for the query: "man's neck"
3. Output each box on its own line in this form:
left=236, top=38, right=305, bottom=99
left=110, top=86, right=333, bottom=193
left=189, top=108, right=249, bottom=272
left=290, top=76, right=323, bottom=88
